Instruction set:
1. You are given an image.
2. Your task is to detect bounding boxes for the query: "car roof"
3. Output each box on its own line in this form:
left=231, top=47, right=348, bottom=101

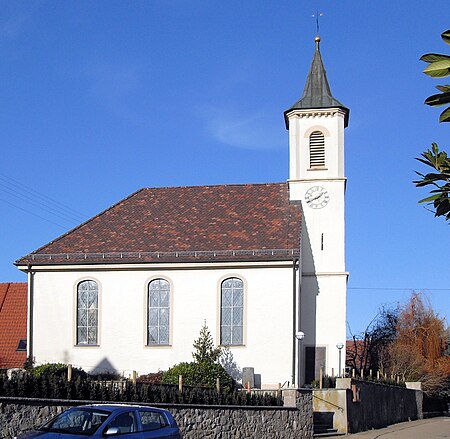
left=76, top=404, right=170, bottom=413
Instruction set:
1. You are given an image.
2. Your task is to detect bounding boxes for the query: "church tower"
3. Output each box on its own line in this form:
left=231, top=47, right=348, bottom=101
left=285, top=36, right=349, bottom=383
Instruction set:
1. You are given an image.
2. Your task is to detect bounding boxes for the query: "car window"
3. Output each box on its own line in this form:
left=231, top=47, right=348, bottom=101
left=138, top=410, right=168, bottom=432
left=44, top=408, right=110, bottom=435
left=108, top=411, right=138, bottom=434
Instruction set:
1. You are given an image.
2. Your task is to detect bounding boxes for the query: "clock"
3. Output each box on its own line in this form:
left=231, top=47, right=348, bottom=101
left=305, top=186, right=330, bottom=209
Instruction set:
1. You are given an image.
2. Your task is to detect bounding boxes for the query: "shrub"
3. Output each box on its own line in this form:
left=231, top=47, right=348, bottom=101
left=137, top=371, right=164, bottom=384
left=31, top=363, right=87, bottom=380
left=311, top=375, right=336, bottom=389
left=162, top=361, right=235, bottom=390
left=0, top=372, right=282, bottom=406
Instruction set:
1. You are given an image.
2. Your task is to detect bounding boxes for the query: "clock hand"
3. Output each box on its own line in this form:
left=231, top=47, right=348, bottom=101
left=308, top=193, right=322, bottom=202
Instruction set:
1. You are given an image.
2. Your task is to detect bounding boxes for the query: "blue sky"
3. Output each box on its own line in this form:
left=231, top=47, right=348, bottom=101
left=0, top=1, right=449, bottom=335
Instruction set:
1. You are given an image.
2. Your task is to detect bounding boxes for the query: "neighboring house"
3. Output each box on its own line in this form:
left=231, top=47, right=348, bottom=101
left=0, top=282, right=27, bottom=369
left=16, top=37, right=349, bottom=387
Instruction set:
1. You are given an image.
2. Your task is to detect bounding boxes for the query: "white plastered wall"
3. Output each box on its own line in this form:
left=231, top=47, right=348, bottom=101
left=30, top=262, right=294, bottom=386
left=287, top=107, right=348, bottom=380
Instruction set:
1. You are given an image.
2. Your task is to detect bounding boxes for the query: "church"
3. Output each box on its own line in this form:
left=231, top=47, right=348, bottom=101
left=16, top=36, right=348, bottom=388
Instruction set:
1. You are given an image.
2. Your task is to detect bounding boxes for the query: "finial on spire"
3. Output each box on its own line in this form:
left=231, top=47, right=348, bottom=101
left=314, top=35, right=321, bottom=50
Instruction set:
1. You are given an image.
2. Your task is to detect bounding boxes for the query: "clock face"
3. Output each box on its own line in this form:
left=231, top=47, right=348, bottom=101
left=305, top=186, right=330, bottom=209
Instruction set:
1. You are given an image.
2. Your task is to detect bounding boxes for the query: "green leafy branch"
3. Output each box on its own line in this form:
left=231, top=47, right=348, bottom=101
left=414, top=143, right=450, bottom=221
left=420, top=30, right=450, bottom=122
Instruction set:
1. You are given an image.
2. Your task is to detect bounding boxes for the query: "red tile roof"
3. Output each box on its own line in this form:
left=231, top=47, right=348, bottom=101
left=0, top=282, right=27, bottom=369
left=17, top=183, right=301, bottom=265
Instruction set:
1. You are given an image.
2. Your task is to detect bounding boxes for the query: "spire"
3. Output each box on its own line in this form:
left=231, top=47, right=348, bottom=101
left=284, top=36, right=349, bottom=128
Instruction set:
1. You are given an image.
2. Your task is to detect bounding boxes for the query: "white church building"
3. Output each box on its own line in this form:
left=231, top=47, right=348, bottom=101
left=17, top=36, right=349, bottom=387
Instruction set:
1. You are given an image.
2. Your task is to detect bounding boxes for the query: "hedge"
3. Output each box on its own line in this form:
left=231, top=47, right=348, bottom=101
left=0, top=372, right=282, bottom=406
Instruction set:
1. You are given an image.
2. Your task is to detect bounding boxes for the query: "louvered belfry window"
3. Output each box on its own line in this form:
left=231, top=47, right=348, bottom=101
left=77, top=280, right=98, bottom=345
left=309, top=131, right=325, bottom=168
left=148, top=279, right=170, bottom=345
left=220, top=277, right=244, bottom=345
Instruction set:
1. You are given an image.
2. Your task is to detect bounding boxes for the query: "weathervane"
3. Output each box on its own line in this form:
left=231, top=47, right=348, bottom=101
left=312, top=11, right=324, bottom=35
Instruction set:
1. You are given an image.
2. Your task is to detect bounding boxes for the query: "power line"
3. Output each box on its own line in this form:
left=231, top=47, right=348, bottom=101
left=348, top=287, right=450, bottom=291
left=0, top=197, right=69, bottom=229
left=0, top=183, right=83, bottom=225
left=0, top=173, right=86, bottom=222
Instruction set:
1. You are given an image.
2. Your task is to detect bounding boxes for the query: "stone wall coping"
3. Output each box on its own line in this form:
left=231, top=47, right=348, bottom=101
left=335, top=378, right=416, bottom=391
left=281, top=388, right=312, bottom=394
left=0, top=396, right=298, bottom=412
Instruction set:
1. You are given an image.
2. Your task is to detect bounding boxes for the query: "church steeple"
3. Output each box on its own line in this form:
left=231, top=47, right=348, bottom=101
left=286, top=35, right=349, bottom=385
left=284, top=36, right=349, bottom=128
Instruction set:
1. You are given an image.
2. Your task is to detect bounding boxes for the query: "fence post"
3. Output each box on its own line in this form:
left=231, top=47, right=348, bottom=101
left=377, top=370, right=380, bottom=380
left=360, top=369, right=364, bottom=379
left=132, top=371, right=137, bottom=386
left=352, top=368, right=355, bottom=378
left=216, top=378, right=220, bottom=393
left=319, top=367, right=323, bottom=389
left=277, top=383, right=281, bottom=399
left=331, top=367, right=334, bottom=377
left=178, top=375, right=183, bottom=393
left=67, top=364, right=72, bottom=382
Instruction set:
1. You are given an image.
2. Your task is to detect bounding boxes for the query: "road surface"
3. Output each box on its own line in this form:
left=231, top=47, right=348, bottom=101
left=329, top=417, right=450, bottom=438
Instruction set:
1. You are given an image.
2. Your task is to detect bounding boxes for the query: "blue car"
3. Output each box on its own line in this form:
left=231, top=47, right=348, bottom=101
left=17, top=404, right=182, bottom=439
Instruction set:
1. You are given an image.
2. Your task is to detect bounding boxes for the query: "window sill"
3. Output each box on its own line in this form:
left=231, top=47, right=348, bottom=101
left=74, top=344, right=100, bottom=348
left=145, top=344, right=172, bottom=348
left=308, top=167, right=328, bottom=171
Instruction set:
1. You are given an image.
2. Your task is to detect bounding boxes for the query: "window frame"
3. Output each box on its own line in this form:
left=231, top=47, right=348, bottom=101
left=16, top=339, right=27, bottom=352
left=220, top=277, right=245, bottom=346
left=105, top=410, right=138, bottom=435
left=309, top=130, right=326, bottom=169
left=75, top=279, right=100, bottom=347
left=138, top=409, right=168, bottom=432
left=147, top=278, right=171, bottom=346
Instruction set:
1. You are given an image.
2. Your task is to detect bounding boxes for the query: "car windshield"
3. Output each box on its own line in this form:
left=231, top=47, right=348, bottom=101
left=40, top=408, right=111, bottom=435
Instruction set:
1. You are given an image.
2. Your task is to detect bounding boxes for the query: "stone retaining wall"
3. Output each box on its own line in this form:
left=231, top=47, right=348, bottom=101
left=343, top=379, right=422, bottom=433
left=313, top=379, right=423, bottom=434
left=0, top=393, right=313, bottom=439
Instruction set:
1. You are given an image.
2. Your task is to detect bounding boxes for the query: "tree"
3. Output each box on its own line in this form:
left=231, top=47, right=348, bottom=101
left=347, top=306, right=398, bottom=376
left=348, top=294, right=450, bottom=396
left=388, top=293, right=450, bottom=396
left=414, top=30, right=450, bottom=221
left=192, top=322, right=222, bottom=363
left=162, top=323, right=235, bottom=389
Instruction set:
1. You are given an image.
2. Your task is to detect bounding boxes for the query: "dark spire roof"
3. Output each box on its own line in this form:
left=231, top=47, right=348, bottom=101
left=284, top=36, right=349, bottom=128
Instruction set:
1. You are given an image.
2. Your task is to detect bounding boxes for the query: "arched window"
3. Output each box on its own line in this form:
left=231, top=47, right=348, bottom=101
left=148, top=279, right=170, bottom=345
left=309, top=131, right=325, bottom=168
left=77, top=280, right=98, bottom=345
left=220, top=277, right=244, bottom=345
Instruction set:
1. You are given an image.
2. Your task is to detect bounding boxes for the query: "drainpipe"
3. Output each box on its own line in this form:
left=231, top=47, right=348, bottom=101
left=292, top=257, right=300, bottom=386
left=27, top=265, right=35, bottom=362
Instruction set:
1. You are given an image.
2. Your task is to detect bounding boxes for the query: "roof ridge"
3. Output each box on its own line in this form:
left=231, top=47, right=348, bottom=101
left=16, top=188, right=146, bottom=260
left=142, top=182, right=286, bottom=190
left=0, top=282, right=10, bottom=315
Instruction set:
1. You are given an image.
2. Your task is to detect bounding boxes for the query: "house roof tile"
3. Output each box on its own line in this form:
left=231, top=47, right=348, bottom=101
left=0, top=282, right=27, bottom=369
left=16, top=183, right=301, bottom=265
